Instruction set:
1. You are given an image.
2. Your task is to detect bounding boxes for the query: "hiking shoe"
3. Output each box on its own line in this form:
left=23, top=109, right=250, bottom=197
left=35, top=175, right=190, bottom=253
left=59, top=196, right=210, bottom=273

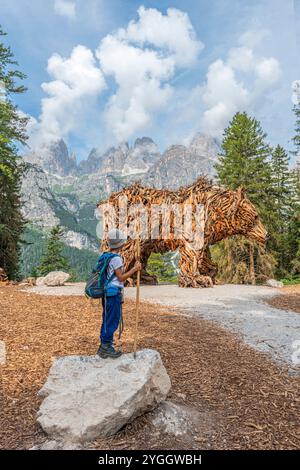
left=97, top=343, right=122, bottom=359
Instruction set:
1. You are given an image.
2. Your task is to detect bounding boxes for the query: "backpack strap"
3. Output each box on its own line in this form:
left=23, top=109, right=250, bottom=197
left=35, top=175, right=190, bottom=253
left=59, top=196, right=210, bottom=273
left=95, top=252, right=118, bottom=272
left=95, top=253, right=120, bottom=288
left=105, top=254, right=122, bottom=286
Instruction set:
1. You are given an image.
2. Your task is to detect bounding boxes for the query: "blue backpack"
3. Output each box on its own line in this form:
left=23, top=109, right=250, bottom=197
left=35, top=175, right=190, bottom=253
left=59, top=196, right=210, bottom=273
left=85, top=252, right=120, bottom=299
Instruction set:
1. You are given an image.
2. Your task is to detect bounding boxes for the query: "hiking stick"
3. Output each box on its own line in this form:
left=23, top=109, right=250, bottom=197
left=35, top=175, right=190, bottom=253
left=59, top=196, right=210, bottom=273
left=134, top=237, right=140, bottom=359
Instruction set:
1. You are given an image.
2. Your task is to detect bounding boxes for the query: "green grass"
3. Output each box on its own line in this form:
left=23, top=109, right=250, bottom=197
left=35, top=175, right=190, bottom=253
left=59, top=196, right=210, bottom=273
left=280, top=277, right=300, bottom=286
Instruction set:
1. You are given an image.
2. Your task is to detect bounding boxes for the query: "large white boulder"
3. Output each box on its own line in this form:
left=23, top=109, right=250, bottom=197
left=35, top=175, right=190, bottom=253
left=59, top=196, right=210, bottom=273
left=266, top=279, right=284, bottom=288
left=36, top=276, right=46, bottom=286
left=43, top=271, right=70, bottom=287
left=37, top=349, right=171, bottom=443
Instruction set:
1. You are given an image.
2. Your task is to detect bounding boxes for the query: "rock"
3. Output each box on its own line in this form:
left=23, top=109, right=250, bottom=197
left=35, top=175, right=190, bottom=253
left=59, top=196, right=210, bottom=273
left=36, top=276, right=46, bottom=286
left=20, top=164, right=98, bottom=250
left=30, top=440, right=83, bottom=450
left=20, top=164, right=63, bottom=229
left=37, top=349, right=171, bottom=443
left=62, top=230, right=98, bottom=251
left=19, top=277, right=36, bottom=287
left=122, top=137, right=160, bottom=175
left=24, top=139, right=77, bottom=177
left=43, top=271, right=70, bottom=287
left=149, top=401, right=216, bottom=444
left=266, top=279, right=284, bottom=288
left=146, top=134, right=219, bottom=189
left=150, top=401, right=201, bottom=437
left=39, top=440, right=61, bottom=450
left=60, top=441, right=83, bottom=450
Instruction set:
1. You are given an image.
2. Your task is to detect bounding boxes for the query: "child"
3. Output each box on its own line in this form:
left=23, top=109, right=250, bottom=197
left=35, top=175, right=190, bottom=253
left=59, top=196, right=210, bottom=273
left=97, top=228, right=141, bottom=359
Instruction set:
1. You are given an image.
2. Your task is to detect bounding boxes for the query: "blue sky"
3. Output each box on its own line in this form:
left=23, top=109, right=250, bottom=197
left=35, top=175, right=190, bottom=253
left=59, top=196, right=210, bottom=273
left=0, top=0, right=299, bottom=161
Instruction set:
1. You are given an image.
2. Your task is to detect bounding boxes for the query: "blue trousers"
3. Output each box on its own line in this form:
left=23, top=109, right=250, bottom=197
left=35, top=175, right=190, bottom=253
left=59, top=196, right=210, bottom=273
left=100, top=293, right=122, bottom=344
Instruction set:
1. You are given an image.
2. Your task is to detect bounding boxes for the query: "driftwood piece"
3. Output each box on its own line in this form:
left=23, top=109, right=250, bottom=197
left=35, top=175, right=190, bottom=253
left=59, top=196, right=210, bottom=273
left=97, top=176, right=267, bottom=288
left=0, top=268, right=8, bottom=283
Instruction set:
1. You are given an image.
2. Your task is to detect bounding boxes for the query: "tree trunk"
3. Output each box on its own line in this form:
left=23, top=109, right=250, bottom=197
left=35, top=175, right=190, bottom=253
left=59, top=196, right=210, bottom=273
left=249, top=243, right=256, bottom=285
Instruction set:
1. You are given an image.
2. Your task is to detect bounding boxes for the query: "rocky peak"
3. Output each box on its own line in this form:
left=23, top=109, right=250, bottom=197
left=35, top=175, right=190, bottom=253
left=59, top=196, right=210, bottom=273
left=79, top=138, right=160, bottom=177
left=164, top=144, right=186, bottom=157
left=189, top=133, right=220, bottom=159
left=24, top=139, right=78, bottom=177
left=122, top=137, right=160, bottom=176
left=23, top=132, right=219, bottom=189
left=78, top=148, right=103, bottom=175
left=134, top=137, right=154, bottom=147
left=145, top=134, right=218, bottom=189
left=101, top=143, right=129, bottom=174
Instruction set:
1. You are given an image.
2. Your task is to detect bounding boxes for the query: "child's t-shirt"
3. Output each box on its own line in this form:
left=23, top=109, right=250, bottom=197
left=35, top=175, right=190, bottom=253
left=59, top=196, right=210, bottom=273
left=107, top=255, right=124, bottom=288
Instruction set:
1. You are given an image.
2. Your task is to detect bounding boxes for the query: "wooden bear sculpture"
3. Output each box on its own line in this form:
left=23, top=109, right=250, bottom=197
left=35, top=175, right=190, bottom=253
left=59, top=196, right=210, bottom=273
left=97, top=176, right=267, bottom=287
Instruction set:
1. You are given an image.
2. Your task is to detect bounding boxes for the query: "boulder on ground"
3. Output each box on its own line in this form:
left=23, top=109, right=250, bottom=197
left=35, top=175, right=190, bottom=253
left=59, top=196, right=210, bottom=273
left=36, top=277, right=46, bottom=286
left=43, top=271, right=70, bottom=287
left=150, top=401, right=201, bottom=437
left=266, top=279, right=284, bottom=288
left=31, top=440, right=83, bottom=450
left=19, top=277, right=36, bottom=287
left=37, top=349, right=171, bottom=443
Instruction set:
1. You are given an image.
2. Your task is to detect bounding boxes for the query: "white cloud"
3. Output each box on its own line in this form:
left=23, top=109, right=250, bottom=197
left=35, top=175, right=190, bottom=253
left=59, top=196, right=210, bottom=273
left=255, top=57, right=280, bottom=86
left=200, top=30, right=281, bottom=137
left=54, top=0, right=76, bottom=20
left=228, top=46, right=255, bottom=72
left=96, top=6, right=202, bottom=142
left=96, top=35, right=174, bottom=142
left=30, top=45, right=105, bottom=144
left=201, top=59, right=250, bottom=135
left=18, top=110, right=38, bottom=134
left=239, top=29, right=271, bottom=49
left=28, top=6, right=202, bottom=146
left=118, top=6, right=203, bottom=67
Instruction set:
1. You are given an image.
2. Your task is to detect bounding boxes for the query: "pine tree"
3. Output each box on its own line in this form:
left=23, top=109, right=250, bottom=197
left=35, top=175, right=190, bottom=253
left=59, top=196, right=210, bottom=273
left=292, top=101, right=300, bottom=156
left=147, top=252, right=178, bottom=283
left=290, top=101, right=300, bottom=277
left=270, top=145, right=295, bottom=275
left=289, top=169, right=300, bottom=276
left=271, top=145, right=293, bottom=212
left=214, top=112, right=277, bottom=283
left=37, top=226, right=70, bottom=276
left=215, top=112, right=273, bottom=215
left=0, top=27, right=28, bottom=279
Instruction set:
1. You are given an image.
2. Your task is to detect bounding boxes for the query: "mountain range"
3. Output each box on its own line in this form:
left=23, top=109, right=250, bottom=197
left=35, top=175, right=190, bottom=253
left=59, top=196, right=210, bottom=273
left=20, top=133, right=219, bottom=278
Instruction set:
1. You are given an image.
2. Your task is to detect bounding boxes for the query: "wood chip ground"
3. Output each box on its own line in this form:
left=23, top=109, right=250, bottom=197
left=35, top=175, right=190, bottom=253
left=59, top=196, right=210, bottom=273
left=266, top=285, right=300, bottom=314
left=0, top=286, right=299, bottom=450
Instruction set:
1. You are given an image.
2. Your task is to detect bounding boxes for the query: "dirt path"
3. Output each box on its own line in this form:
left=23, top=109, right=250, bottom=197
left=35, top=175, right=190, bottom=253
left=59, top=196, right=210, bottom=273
left=124, top=284, right=300, bottom=371
left=1, top=286, right=299, bottom=450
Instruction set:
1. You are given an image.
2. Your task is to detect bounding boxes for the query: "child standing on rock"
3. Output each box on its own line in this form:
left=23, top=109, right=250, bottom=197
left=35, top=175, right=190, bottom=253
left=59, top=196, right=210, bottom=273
left=97, top=229, right=141, bottom=359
